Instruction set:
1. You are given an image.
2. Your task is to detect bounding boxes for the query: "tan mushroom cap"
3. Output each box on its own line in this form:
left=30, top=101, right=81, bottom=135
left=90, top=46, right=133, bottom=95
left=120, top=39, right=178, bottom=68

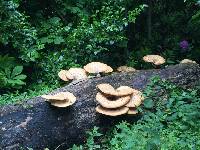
left=143, top=55, right=165, bottom=65
left=41, top=92, right=76, bottom=107
left=125, top=90, right=144, bottom=107
left=104, top=66, right=114, bottom=73
left=41, top=92, right=70, bottom=101
left=180, top=59, right=197, bottom=64
left=116, top=86, right=134, bottom=96
left=117, top=66, right=136, bottom=72
left=97, top=84, right=134, bottom=96
left=96, top=92, right=131, bottom=108
left=84, top=62, right=113, bottom=74
left=127, top=108, right=138, bottom=115
left=58, top=70, right=69, bottom=81
left=96, top=105, right=129, bottom=116
left=96, top=83, right=117, bottom=96
left=65, top=68, right=87, bottom=80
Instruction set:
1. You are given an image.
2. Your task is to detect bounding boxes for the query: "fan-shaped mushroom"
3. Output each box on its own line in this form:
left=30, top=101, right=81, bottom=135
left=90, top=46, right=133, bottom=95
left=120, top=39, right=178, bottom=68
left=116, top=86, right=135, bottom=97
left=84, top=62, right=113, bottom=77
left=180, top=59, right=197, bottom=64
left=96, top=83, right=117, bottom=96
left=58, top=70, right=69, bottom=81
left=58, top=68, right=88, bottom=81
left=125, top=90, right=144, bottom=107
left=66, top=68, right=87, bottom=80
left=97, top=83, right=134, bottom=96
left=96, top=105, right=129, bottom=116
left=143, top=55, right=165, bottom=65
left=96, top=92, right=131, bottom=108
left=41, top=92, right=76, bottom=107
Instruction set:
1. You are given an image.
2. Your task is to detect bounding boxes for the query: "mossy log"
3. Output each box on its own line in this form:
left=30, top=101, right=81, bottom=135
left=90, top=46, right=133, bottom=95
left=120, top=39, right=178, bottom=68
left=0, top=64, right=200, bottom=150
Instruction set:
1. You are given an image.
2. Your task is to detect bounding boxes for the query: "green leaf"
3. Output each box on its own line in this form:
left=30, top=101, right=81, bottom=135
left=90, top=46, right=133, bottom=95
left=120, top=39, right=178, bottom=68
left=54, top=36, right=65, bottom=44
left=49, top=17, right=61, bottom=25
left=40, top=37, right=49, bottom=43
left=4, top=68, right=12, bottom=78
left=11, top=66, right=23, bottom=77
left=0, top=55, right=16, bottom=69
left=14, top=80, right=26, bottom=85
left=143, top=98, right=154, bottom=109
left=7, top=79, right=16, bottom=84
left=13, top=74, right=27, bottom=80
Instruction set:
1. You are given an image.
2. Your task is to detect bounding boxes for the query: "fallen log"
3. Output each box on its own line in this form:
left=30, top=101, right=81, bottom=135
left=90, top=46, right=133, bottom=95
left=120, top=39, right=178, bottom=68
left=0, top=64, right=200, bottom=150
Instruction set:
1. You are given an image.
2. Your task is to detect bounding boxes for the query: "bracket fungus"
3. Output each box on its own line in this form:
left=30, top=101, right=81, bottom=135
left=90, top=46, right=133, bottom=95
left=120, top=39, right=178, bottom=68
left=58, top=68, right=87, bottom=81
left=84, top=62, right=113, bottom=77
left=117, top=66, right=136, bottom=72
left=96, top=105, right=129, bottom=116
left=96, top=84, right=134, bottom=96
left=180, top=59, right=197, bottom=64
left=125, top=90, right=144, bottom=107
left=41, top=92, right=76, bottom=107
left=65, top=68, right=87, bottom=80
left=116, top=86, right=136, bottom=97
left=96, top=92, right=131, bottom=108
left=58, top=70, right=69, bottom=81
left=143, top=55, right=165, bottom=66
left=95, top=83, right=143, bottom=116
left=96, top=83, right=116, bottom=96
left=104, top=65, right=114, bottom=73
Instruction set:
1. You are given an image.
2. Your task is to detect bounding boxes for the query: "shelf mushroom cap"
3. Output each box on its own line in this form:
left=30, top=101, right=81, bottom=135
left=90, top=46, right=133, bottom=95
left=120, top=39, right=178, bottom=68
left=96, top=83, right=117, bottom=96
left=125, top=90, right=144, bottom=107
left=104, top=66, right=113, bottom=73
left=65, top=68, right=87, bottom=80
left=41, top=92, right=76, bottom=107
left=96, top=105, right=129, bottom=116
left=58, top=70, right=69, bottom=81
left=41, top=92, right=71, bottom=101
left=143, top=55, right=165, bottom=65
left=116, top=86, right=134, bottom=96
left=180, top=59, right=197, bottom=64
left=117, top=66, right=136, bottom=72
left=127, top=108, right=138, bottom=115
left=96, top=92, right=131, bottom=108
left=97, top=84, right=134, bottom=96
left=84, top=62, right=113, bottom=74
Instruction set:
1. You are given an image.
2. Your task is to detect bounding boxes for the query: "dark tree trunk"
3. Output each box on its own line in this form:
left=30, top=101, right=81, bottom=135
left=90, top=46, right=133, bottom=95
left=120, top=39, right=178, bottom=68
left=0, top=64, right=200, bottom=150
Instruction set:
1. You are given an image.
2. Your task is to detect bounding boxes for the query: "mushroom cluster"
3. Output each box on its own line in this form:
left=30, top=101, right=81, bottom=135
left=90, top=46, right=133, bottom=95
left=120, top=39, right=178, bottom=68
left=58, top=62, right=113, bottom=81
left=41, top=92, right=76, bottom=107
left=58, top=68, right=87, bottom=81
left=95, top=83, right=143, bottom=116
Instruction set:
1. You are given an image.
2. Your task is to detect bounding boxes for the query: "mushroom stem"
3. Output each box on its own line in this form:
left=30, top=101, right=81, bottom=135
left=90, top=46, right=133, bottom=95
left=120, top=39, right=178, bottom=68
left=96, top=73, right=101, bottom=78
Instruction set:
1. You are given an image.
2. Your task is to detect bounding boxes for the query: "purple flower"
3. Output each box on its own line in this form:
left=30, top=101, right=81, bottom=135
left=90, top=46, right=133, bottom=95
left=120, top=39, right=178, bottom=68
left=179, top=40, right=189, bottom=50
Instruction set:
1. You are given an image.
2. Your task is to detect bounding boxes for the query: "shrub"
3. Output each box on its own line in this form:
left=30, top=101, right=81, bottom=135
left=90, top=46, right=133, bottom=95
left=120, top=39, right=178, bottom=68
left=0, top=55, right=26, bottom=90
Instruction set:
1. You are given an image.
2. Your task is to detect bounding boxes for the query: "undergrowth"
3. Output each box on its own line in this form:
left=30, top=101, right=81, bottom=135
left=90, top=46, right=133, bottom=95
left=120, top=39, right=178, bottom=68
left=0, top=83, right=59, bottom=106
left=69, top=77, right=200, bottom=150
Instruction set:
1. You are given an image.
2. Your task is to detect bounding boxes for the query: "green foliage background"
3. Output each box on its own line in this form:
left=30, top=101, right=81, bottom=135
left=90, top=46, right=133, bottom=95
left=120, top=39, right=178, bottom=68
left=0, top=0, right=200, bottom=149
left=0, top=0, right=200, bottom=97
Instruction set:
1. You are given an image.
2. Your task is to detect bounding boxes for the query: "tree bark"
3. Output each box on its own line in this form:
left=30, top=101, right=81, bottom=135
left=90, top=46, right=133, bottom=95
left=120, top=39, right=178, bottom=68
left=0, top=64, right=200, bottom=150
